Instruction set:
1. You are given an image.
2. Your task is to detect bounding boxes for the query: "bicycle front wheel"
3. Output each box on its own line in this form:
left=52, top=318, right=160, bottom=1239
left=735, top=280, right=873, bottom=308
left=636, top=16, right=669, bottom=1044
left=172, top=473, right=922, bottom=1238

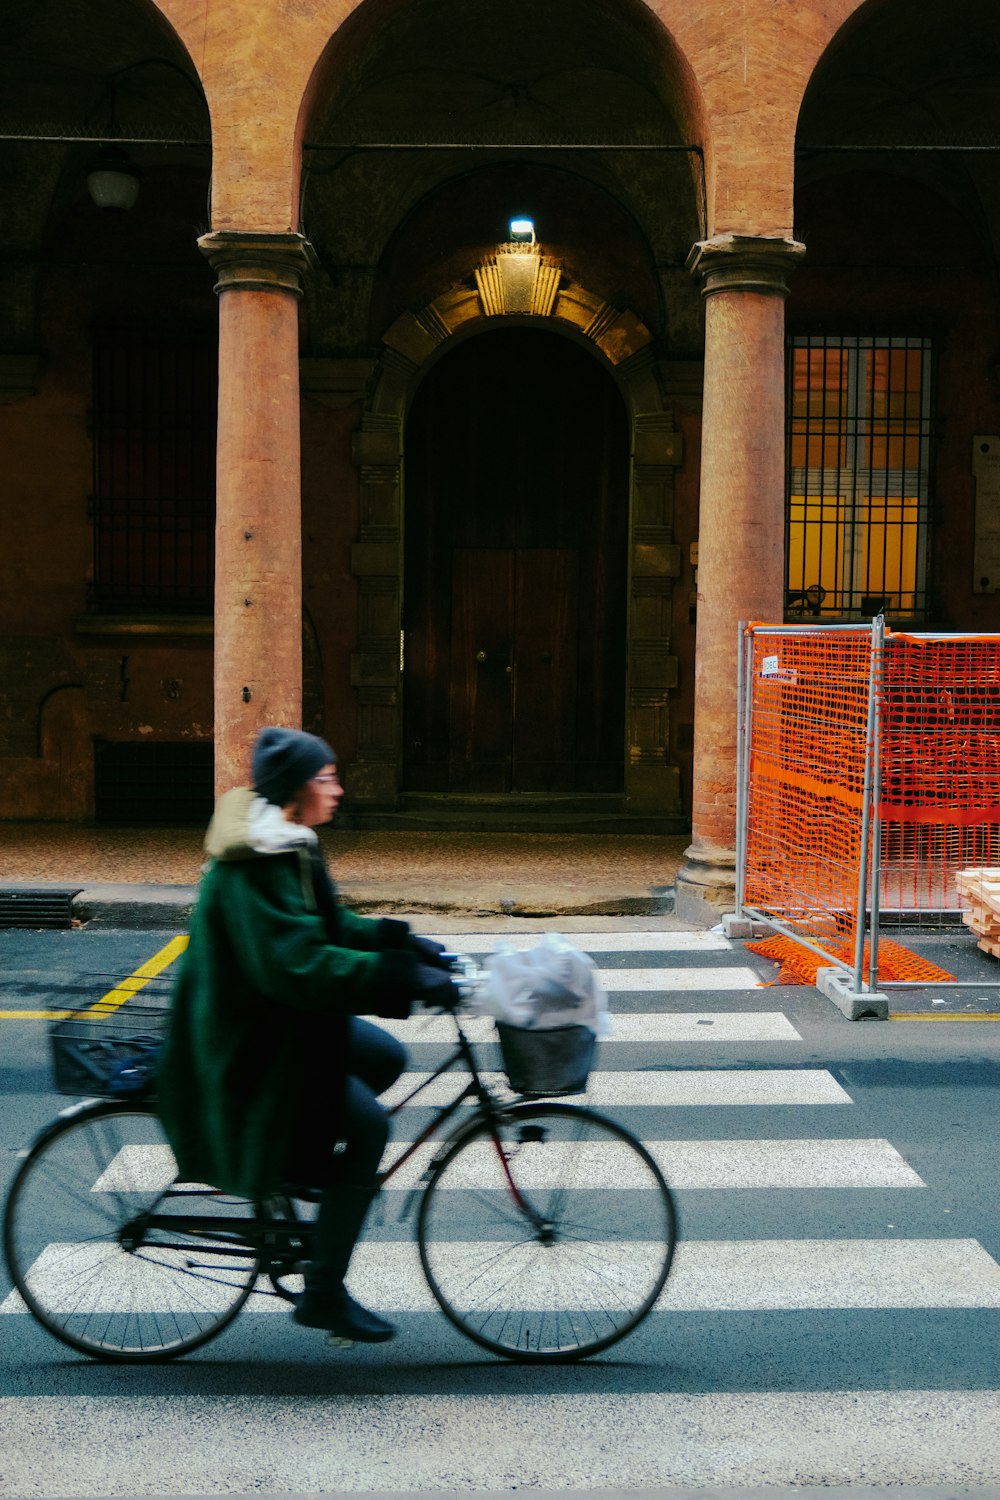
left=416, top=1102, right=677, bottom=1362
left=3, top=1101, right=262, bottom=1362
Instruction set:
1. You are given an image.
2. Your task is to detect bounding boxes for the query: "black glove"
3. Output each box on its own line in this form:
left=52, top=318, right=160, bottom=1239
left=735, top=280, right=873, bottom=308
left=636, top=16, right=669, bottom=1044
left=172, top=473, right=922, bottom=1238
left=413, top=963, right=461, bottom=1010
left=407, top=933, right=451, bottom=968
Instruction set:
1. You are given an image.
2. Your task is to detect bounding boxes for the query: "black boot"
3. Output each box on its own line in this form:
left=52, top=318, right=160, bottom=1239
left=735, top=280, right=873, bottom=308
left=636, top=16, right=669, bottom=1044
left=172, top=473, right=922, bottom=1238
left=292, top=1184, right=395, bottom=1343
left=293, top=1286, right=395, bottom=1342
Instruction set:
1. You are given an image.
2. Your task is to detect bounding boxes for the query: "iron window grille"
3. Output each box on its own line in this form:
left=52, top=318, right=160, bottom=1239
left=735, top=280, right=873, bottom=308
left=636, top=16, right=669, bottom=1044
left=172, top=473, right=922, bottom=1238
left=90, top=325, right=217, bottom=613
left=785, top=334, right=933, bottom=623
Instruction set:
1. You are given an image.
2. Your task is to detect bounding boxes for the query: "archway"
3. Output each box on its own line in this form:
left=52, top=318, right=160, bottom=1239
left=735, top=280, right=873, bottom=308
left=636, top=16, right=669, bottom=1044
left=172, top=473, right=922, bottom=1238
left=792, top=0, right=1000, bottom=632
left=343, top=263, right=685, bottom=821
left=403, top=326, right=629, bottom=794
left=0, top=0, right=214, bottom=822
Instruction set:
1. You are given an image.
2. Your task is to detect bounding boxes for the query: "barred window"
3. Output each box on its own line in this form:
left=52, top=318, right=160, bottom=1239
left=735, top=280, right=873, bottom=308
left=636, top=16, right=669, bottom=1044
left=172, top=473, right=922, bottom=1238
left=785, top=335, right=933, bottom=622
left=91, top=325, right=217, bottom=613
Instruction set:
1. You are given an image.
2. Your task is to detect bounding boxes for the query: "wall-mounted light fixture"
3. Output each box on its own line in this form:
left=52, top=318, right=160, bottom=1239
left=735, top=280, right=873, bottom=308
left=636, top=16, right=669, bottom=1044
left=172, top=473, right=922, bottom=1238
left=494, top=217, right=541, bottom=312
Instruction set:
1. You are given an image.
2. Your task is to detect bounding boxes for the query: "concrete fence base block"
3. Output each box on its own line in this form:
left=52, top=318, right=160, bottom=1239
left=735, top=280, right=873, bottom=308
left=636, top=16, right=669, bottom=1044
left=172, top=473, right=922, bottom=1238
left=721, top=913, right=773, bottom=939
left=815, top=965, right=889, bottom=1021
left=722, top=913, right=755, bottom=938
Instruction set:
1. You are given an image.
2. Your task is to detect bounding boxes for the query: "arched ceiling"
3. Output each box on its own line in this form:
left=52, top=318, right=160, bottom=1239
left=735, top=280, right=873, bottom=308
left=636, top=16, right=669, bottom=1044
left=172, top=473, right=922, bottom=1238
left=0, top=0, right=207, bottom=144
left=799, top=0, right=1000, bottom=148
left=300, top=0, right=704, bottom=355
left=0, top=0, right=211, bottom=346
left=796, top=0, right=1000, bottom=263
left=307, top=0, right=692, bottom=148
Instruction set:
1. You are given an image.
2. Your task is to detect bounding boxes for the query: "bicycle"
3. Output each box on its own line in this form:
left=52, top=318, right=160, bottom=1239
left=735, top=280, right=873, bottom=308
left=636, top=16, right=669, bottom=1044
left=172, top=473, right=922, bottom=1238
left=3, top=959, right=678, bottom=1365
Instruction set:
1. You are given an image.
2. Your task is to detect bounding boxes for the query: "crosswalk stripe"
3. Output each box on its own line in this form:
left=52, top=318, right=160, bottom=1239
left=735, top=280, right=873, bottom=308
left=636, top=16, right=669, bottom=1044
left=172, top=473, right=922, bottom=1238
left=7, top=1236, right=997, bottom=1315
left=80, top=1135, right=923, bottom=1195
left=426, top=965, right=763, bottom=995
left=2, top=1389, right=994, bottom=1492
left=424, top=932, right=735, bottom=952
left=342, top=1236, right=1000, bottom=1312
left=605, top=967, right=760, bottom=990
left=383, top=1135, right=922, bottom=1190
left=604, top=1011, right=799, bottom=1039
left=375, top=1011, right=801, bottom=1042
left=382, top=1067, right=853, bottom=1107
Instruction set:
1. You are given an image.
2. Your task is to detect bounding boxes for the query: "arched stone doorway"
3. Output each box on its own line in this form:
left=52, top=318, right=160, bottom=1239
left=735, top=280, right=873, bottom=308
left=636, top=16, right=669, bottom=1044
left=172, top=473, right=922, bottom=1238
left=294, top=0, right=705, bottom=829
left=403, top=326, right=628, bottom=795
left=344, top=266, right=686, bottom=824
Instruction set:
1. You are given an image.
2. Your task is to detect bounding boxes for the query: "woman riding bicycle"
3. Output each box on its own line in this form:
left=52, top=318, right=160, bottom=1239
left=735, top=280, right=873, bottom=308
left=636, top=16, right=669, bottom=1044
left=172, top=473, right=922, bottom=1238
left=156, top=726, right=458, bottom=1344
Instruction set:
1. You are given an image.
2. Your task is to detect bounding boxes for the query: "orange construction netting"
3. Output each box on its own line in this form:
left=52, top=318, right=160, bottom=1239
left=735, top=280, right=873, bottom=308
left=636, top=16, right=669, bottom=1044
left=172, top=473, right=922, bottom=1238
left=743, top=626, right=873, bottom=952
left=746, top=934, right=955, bottom=987
left=878, top=634, right=1000, bottom=910
left=741, top=626, right=1000, bottom=981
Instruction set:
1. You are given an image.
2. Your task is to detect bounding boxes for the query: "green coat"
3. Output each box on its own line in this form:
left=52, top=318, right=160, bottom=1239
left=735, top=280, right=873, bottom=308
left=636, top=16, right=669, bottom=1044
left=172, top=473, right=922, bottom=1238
left=157, top=788, right=416, bottom=1197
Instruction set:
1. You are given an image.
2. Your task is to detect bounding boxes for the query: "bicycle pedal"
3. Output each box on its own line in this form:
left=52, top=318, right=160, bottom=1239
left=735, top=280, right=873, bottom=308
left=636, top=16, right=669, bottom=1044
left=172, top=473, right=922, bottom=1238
left=326, top=1333, right=355, bottom=1350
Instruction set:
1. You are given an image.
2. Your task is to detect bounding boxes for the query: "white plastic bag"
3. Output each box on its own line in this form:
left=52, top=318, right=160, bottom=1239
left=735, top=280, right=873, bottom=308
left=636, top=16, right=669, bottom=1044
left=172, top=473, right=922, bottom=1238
left=477, top=934, right=609, bottom=1035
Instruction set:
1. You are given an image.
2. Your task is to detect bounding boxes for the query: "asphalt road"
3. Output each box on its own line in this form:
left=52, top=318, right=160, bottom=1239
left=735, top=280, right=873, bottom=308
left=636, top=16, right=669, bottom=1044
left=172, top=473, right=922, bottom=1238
left=0, top=922, right=998, bottom=1496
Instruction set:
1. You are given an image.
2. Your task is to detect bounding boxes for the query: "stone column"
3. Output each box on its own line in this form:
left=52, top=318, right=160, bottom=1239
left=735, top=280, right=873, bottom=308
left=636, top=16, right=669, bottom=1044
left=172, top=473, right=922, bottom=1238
left=198, top=231, right=311, bottom=796
left=675, top=234, right=805, bottom=923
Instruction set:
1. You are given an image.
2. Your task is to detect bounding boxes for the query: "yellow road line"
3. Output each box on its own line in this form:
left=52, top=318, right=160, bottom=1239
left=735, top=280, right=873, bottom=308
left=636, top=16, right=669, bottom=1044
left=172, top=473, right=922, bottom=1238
left=890, top=1011, right=1000, bottom=1021
left=0, top=935, right=188, bottom=1020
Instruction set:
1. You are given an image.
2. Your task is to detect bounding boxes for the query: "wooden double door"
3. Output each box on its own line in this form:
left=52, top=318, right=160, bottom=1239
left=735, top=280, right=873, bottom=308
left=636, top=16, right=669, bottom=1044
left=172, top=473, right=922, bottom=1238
left=403, top=328, right=628, bottom=795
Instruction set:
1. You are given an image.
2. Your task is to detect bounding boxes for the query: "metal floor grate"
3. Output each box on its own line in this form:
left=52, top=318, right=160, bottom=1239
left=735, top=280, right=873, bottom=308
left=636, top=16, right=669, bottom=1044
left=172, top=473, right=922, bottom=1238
left=0, top=887, right=82, bottom=929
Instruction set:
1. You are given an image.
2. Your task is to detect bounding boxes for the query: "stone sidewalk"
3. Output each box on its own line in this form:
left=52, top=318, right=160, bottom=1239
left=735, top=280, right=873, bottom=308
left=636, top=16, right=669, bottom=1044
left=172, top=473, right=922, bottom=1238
left=1, top=823, right=689, bottom=926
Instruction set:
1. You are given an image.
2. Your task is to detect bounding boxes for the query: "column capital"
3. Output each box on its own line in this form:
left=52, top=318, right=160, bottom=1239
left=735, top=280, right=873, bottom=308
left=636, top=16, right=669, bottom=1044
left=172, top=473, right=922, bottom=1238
left=686, top=234, right=805, bottom=298
left=197, top=230, right=315, bottom=298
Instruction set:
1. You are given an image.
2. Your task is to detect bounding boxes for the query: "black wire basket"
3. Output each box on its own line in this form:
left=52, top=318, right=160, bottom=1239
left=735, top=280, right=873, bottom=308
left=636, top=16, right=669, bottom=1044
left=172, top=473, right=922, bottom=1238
left=49, top=999, right=168, bottom=1099
left=495, top=1022, right=596, bottom=1096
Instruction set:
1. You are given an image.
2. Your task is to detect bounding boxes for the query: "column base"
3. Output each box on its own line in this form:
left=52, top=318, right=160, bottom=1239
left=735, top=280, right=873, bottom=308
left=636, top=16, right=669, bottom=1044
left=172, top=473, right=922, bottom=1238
left=673, top=843, right=737, bottom=926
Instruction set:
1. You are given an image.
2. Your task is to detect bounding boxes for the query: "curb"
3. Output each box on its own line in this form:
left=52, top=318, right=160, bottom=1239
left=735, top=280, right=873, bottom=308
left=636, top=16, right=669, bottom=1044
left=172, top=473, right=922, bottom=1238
left=0, top=882, right=679, bottom=929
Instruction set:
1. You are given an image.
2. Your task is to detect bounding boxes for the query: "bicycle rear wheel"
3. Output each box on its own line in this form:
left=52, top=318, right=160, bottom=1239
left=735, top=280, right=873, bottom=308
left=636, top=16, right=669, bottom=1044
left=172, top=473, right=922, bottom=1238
left=3, top=1101, right=262, bottom=1362
left=416, top=1101, right=677, bottom=1362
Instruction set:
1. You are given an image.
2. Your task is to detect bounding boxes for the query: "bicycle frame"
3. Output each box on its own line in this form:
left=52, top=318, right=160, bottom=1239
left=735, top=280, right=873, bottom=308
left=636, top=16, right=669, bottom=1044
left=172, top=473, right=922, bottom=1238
left=378, top=1011, right=536, bottom=1215
left=123, top=1007, right=537, bottom=1269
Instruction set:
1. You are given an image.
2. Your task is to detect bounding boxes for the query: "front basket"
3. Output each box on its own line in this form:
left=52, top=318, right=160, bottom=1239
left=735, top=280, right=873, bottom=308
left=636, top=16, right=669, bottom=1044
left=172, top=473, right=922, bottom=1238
left=495, top=1022, right=595, bottom=1096
left=49, top=1001, right=167, bottom=1099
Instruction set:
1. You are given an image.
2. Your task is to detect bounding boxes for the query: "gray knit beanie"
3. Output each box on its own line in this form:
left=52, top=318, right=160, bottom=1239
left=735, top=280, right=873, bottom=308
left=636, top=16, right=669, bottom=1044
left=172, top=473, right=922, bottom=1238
left=251, top=727, right=336, bottom=807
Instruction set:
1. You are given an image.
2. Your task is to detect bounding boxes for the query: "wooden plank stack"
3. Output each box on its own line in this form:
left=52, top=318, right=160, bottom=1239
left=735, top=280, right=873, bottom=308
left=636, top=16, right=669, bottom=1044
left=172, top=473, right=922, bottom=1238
left=956, top=867, right=1000, bottom=956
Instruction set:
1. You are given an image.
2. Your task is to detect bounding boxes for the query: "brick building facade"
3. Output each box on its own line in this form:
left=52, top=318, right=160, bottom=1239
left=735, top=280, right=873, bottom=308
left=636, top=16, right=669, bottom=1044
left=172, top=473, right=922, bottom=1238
left=2, top=0, right=999, bottom=917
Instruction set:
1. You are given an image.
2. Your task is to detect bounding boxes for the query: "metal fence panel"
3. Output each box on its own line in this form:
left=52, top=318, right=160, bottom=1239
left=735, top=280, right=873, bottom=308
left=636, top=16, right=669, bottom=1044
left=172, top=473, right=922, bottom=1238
left=737, top=623, right=1000, bottom=993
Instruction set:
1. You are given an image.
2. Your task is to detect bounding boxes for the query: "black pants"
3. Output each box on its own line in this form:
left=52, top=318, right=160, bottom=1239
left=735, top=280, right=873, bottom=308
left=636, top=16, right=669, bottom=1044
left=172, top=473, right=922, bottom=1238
left=309, top=1016, right=408, bottom=1293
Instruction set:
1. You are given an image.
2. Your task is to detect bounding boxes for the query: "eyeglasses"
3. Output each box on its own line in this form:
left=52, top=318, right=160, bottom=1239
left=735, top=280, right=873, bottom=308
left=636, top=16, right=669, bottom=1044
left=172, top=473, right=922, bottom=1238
left=311, top=773, right=341, bottom=785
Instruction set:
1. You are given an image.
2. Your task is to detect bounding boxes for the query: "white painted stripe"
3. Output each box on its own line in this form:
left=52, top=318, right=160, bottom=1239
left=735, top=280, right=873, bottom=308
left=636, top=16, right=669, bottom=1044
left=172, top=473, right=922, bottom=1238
left=88, top=1148, right=196, bottom=1192
left=649, top=1137, right=925, bottom=1189
left=383, top=1067, right=853, bottom=1108
left=1, top=1244, right=271, bottom=1314
left=83, top=1135, right=919, bottom=1198
left=378, top=1135, right=922, bottom=1191
left=6, top=1236, right=996, bottom=1316
left=607, top=1011, right=800, bottom=1040
left=660, top=1237, right=1000, bottom=1310
left=371, top=1010, right=800, bottom=1042
left=2, top=1390, right=997, bottom=1491
left=331, top=1236, right=1000, bottom=1313
left=599, top=967, right=761, bottom=991
left=588, top=1069, right=853, bottom=1106
left=424, top=931, right=735, bottom=952
left=337, top=1236, right=1000, bottom=1312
